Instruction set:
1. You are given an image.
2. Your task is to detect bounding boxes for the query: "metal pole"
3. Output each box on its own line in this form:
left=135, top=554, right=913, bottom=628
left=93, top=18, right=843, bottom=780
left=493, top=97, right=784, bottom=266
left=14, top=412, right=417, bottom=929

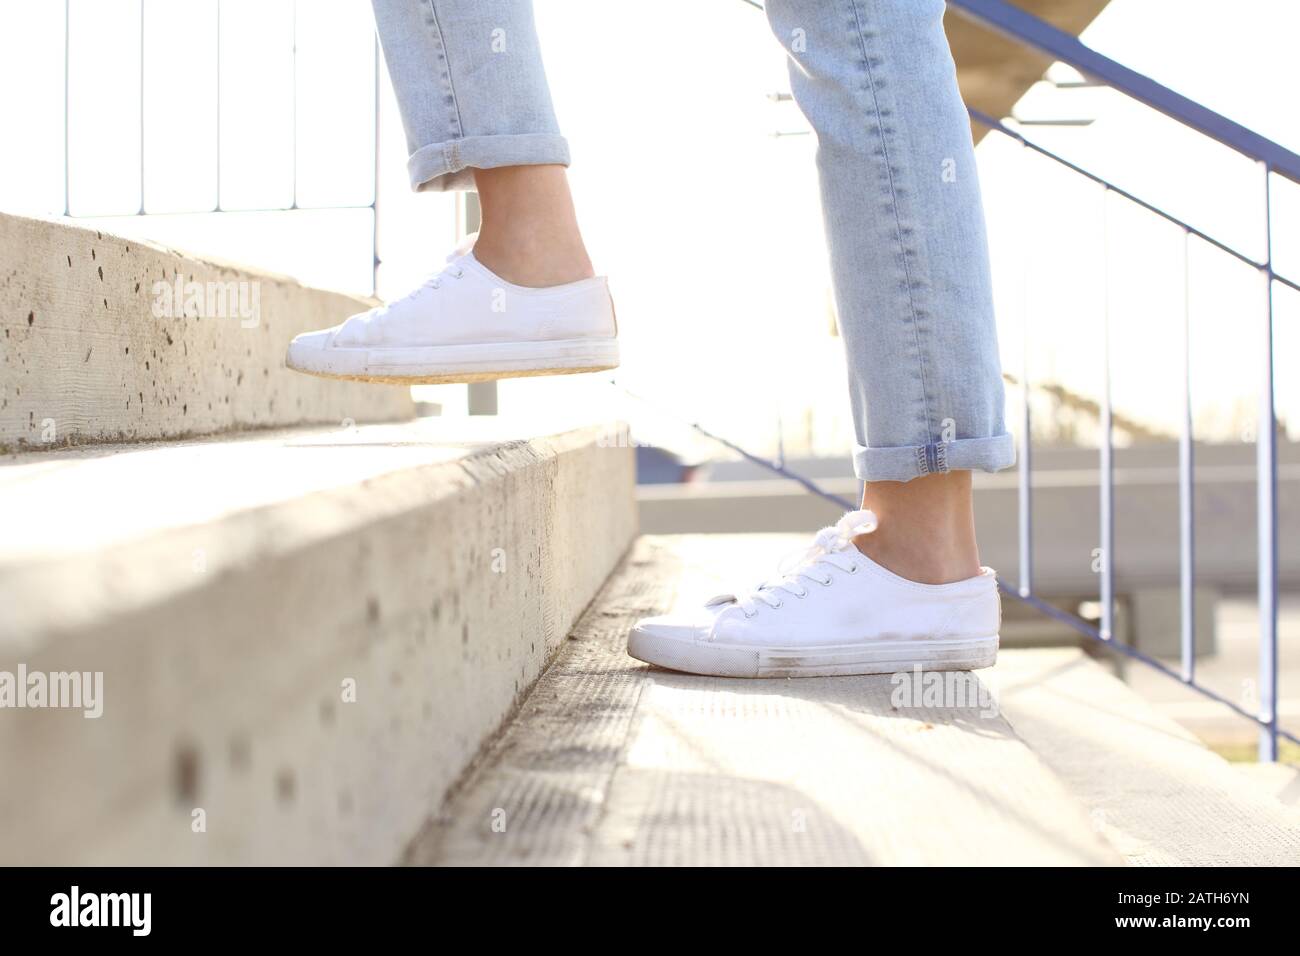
left=372, top=34, right=380, bottom=296
left=139, top=0, right=145, bottom=214
left=1179, top=229, right=1195, bottom=682
left=1257, top=163, right=1279, bottom=762
left=1018, top=142, right=1033, bottom=598
left=291, top=0, right=298, bottom=210
left=63, top=0, right=70, bottom=216
left=1099, top=188, right=1115, bottom=642
left=215, top=0, right=222, bottom=210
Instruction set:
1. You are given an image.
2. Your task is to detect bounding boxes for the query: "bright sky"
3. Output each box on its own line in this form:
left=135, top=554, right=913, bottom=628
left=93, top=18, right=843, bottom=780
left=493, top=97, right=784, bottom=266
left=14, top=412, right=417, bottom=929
left=0, top=0, right=1295, bottom=458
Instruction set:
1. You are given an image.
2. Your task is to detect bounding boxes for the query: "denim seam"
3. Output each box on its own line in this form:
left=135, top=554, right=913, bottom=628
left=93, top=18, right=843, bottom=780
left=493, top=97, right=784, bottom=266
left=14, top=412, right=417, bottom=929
left=856, top=434, right=1015, bottom=482
left=424, top=1, right=464, bottom=143
left=847, top=0, right=935, bottom=444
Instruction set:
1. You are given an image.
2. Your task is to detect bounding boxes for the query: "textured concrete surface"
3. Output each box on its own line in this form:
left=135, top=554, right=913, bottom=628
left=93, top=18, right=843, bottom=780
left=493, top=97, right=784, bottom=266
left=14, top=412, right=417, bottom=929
left=993, top=648, right=1300, bottom=865
left=0, top=420, right=636, bottom=864
left=0, top=211, right=412, bottom=449
left=413, top=534, right=1120, bottom=866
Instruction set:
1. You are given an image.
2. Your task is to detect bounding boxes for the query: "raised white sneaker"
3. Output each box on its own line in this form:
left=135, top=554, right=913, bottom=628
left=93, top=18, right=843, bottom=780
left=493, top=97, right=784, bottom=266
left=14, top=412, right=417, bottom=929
left=627, top=510, right=1001, bottom=678
left=286, top=246, right=618, bottom=384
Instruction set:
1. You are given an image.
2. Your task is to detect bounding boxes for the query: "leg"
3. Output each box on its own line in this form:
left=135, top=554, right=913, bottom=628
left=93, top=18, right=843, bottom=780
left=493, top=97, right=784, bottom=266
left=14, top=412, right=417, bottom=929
left=473, top=165, right=592, bottom=287
left=371, top=0, right=567, bottom=193
left=372, top=0, right=591, bottom=286
left=628, top=0, right=1009, bottom=677
left=762, top=0, right=1014, bottom=583
left=286, top=1, right=616, bottom=384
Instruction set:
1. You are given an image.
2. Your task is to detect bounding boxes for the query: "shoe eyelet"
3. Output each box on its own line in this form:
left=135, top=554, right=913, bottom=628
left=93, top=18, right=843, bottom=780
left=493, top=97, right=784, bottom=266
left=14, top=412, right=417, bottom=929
left=848, top=565, right=859, bottom=574
left=772, top=600, right=783, bottom=609
left=820, top=578, right=833, bottom=587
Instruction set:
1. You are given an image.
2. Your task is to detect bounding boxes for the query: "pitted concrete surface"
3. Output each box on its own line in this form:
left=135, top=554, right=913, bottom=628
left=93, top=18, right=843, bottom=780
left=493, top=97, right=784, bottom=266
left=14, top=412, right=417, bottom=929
left=412, top=535, right=1120, bottom=866
left=0, top=211, right=412, bottom=449
left=0, top=421, right=635, bottom=865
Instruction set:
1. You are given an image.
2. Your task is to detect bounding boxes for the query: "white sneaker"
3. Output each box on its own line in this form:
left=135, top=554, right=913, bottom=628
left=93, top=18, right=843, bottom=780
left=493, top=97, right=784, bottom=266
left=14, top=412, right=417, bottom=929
left=286, top=246, right=618, bottom=384
left=627, top=510, right=1001, bottom=678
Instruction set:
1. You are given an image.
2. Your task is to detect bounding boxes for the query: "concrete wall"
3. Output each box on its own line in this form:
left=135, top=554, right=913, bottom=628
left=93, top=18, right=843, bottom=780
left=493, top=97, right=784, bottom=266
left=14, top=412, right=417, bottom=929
left=0, top=212, right=413, bottom=450
left=0, top=422, right=636, bottom=865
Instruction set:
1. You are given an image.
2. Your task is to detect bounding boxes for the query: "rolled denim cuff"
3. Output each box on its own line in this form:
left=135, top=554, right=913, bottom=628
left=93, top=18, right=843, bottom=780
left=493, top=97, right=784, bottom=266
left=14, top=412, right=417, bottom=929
left=407, top=133, right=571, bottom=192
left=853, top=433, right=1016, bottom=482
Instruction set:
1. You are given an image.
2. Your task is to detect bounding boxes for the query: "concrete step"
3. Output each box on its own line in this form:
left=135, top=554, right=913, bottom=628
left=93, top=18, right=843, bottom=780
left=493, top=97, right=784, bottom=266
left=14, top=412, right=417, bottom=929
left=0, top=419, right=636, bottom=864
left=0, top=211, right=412, bottom=450
left=991, top=648, right=1300, bottom=864
left=412, top=533, right=1120, bottom=866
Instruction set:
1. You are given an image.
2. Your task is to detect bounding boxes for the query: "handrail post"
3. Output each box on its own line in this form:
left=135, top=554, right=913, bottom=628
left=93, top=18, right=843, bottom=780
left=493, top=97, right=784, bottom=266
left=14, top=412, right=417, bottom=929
left=1257, top=163, right=1279, bottom=762
left=215, top=0, right=222, bottom=210
left=1179, top=230, right=1195, bottom=683
left=1018, top=143, right=1033, bottom=598
left=139, top=0, right=145, bottom=215
left=372, top=33, right=381, bottom=296
left=1099, top=189, right=1115, bottom=642
left=63, top=0, right=70, bottom=216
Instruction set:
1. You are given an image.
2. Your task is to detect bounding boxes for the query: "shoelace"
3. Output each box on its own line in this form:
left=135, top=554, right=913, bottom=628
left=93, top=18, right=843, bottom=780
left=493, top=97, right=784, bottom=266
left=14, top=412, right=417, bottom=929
left=423, top=259, right=466, bottom=290
left=423, top=234, right=478, bottom=290
left=338, top=241, right=474, bottom=339
left=716, top=509, right=878, bottom=617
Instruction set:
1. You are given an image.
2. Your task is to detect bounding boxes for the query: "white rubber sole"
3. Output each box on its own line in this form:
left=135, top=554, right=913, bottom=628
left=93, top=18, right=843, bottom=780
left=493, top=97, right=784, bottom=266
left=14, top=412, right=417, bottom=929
left=626, top=628, right=999, bottom=679
left=286, top=336, right=620, bottom=385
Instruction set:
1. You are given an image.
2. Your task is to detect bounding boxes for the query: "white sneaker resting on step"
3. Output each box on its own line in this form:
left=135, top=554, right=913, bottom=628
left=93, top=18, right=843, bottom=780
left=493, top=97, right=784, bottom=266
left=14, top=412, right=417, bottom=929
left=627, top=510, right=1001, bottom=678
left=286, top=244, right=618, bottom=384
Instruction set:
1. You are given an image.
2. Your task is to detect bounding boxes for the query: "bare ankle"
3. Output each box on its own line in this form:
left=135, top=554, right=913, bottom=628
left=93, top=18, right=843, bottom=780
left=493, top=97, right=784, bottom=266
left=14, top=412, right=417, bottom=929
left=472, top=164, right=594, bottom=287
left=853, top=532, right=980, bottom=585
left=472, top=231, right=593, bottom=288
left=854, top=471, right=982, bottom=585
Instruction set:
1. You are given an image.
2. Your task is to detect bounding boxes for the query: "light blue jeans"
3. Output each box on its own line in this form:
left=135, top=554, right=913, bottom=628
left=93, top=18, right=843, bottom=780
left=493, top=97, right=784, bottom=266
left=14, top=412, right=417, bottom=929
left=372, top=0, right=1015, bottom=483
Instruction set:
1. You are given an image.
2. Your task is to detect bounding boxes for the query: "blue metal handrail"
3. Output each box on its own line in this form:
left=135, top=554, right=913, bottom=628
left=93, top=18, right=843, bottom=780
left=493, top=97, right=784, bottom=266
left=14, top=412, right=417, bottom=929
left=947, top=0, right=1300, bottom=185
left=967, top=107, right=1300, bottom=295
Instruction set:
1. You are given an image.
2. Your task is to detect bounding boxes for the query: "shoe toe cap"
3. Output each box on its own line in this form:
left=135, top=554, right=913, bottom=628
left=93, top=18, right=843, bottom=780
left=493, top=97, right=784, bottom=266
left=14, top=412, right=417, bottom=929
left=631, top=605, right=725, bottom=643
left=286, top=327, right=338, bottom=368
left=289, top=327, right=336, bottom=349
